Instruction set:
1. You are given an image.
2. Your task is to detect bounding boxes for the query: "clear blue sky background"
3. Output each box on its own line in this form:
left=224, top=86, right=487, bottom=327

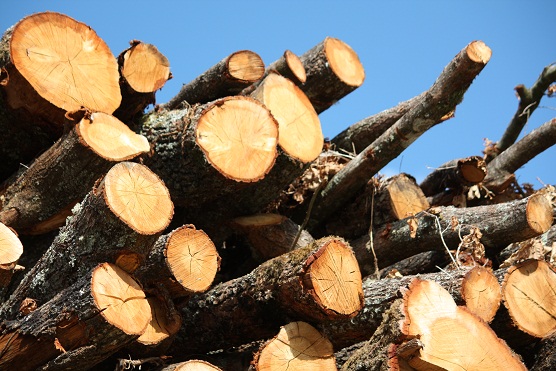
left=4, top=1, right=556, bottom=186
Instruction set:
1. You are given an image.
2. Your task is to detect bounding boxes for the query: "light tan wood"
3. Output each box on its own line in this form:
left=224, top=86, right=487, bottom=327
left=283, top=50, right=306, bottom=83
left=307, top=238, right=363, bottom=316
left=325, top=37, right=365, bottom=87
left=402, top=279, right=526, bottom=370
left=461, top=266, right=501, bottom=323
left=250, top=73, right=322, bottom=163
left=137, top=296, right=182, bottom=345
left=9, top=12, right=121, bottom=114
left=121, top=41, right=170, bottom=93
left=0, top=222, right=23, bottom=265
left=256, top=321, right=335, bottom=370
left=77, top=111, right=150, bottom=160
left=228, top=50, right=265, bottom=81
left=527, top=193, right=554, bottom=234
left=171, top=360, right=222, bottom=370
left=196, top=96, right=278, bottom=181
left=502, top=259, right=556, bottom=338
left=166, top=225, right=220, bottom=293
left=103, top=162, right=174, bottom=235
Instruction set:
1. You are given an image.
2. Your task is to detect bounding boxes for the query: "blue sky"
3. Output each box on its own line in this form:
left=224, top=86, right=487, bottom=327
left=4, top=1, right=556, bottom=186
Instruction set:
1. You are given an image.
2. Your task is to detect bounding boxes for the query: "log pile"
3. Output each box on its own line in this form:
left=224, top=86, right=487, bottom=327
left=0, top=11, right=555, bottom=371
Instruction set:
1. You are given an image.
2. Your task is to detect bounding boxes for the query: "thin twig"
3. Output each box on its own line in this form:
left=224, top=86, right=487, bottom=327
left=366, top=181, right=380, bottom=279
left=420, top=210, right=460, bottom=269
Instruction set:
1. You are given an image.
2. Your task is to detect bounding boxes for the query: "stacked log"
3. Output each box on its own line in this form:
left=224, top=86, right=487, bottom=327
left=0, top=11, right=555, bottom=371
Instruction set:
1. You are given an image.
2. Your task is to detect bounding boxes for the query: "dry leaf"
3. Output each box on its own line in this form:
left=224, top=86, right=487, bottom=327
left=54, top=338, right=66, bottom=353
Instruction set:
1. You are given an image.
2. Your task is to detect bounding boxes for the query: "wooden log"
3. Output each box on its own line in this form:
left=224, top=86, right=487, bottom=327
left=231, top=213, right=314, bottom=261
left=158, top=360, right=223, bottom=371
left=306, top=40, right=491, bottom=232
left=252, top=321, right=336, bottom=371
left=167, top=237, right=363, bottom=356
left=484, top=118, right=556, bottom=193
left=161, top=50, right=264, bottom=109
left=350, top=193, right=552, bottom=277
left=419, top=156, right=487, bottom=197
left=502, top=259, right=556, bottom=338
left=113, top=40, right=171, bottom=124
left=297, top=37, right=365, bottom=113
left=134, top=224, right=220, bottom=299
left=461, top=266, right=501, bottom=323
left=0, top=12, right=121, bottom=134
left=0, top=222, right=23, bottom=299
left=0, top=111, right=150, bottom=234
left=139, top=96, right=278, bottom=207
left=0, top=162, right=173, bottom=321
left=379, top=251, right=449, bottom=279
left=0, top=263, right=151, bottom=370
left=530, top=333, right=556, bottom=371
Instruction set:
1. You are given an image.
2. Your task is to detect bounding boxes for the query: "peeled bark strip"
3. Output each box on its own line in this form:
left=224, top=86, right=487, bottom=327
left=461, top=266, right=501, bottom=323
left=114, top=40, right=171, bottom=124
left=0, top=222, right=23, bottom=298
left=140, top=96, right=278, bottom=207
left=0, top=162, right=173, bottom=320
left=0, top=263, right=151, bottom=370
left=493, top=63, right=556, bottom=157
left=0, top=111, right=150, bottom=234
left=484, top=118, right=556, bottom=193
left=350, top=192, right=552, bottom=277
left=307, top=40, right=491, bottom=232
left=162, top=50, right=264, bottom=109
left=298, top=37, right=365, bottom=113
left=420, top=156, right=487, bottom=197
left=231, top=213, right=314, bottom=261
left=502, top=259, right=556, bottom=338
left=253, top=321, right=336, bottom=371
left=135, top=225, right=220, bottom=299
left=168, top=237, right=363, bottom=356
left=0, top=12, right=121, bottom=133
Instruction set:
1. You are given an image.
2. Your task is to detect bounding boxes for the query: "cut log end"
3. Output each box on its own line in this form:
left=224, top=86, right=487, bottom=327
left=91, top=263, right=151, bottom=335
left=387, top=174, right=430, bottom=221
left=0, top=222, right=23, bottom=265
left=251, top=73, right=323, bottom=163
left=526, top=193, right=553, bottom=234
left=502, top=259, right=556, bottom=338
left=467, top=40, right=493, bottom=64
left=103, top=162, right=174, bottom=235
left=170, top=360, right=223, bottom=370
left=10, top=11, right=121, bottom=114
left=324, top=37, right=365, bottom=87
left=228, top=50, right=265, bottom=81
left=121, top=42, right=171, bottom=93
left=137, top=296, right=182, bottom=345
left=77, top=112, right=150, bottom=161
left=166, top=225, right=220, bottom=293
left=284, top=49, right=307, bottom=83
left=304, top=238, right=363, bottom=317
left=255, top=321, right=336, bottom=371
left=196, top=96, right=278, bottom=182
left=461, top=266, right=501, bottom=323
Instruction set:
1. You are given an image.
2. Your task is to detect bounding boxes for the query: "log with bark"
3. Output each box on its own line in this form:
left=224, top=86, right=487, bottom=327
left=0, top=111, right=150, bottom=234
left=420, top=156, right=487, bottom=197
left=161, top=50, right=264, bottom=109
left=0, top=162, right=174, bottom=321
left=166, top=236, right=364, bottom=357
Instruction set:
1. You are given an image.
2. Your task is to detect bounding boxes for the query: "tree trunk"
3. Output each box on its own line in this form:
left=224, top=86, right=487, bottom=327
left=161, top=50, right=264, bottom=109
left=167, top=237, right=363, bottom=356
left=297, top=37, right=365, bottom=114
left=0, top=263, right=151, bottom=370
left=0, top=162, right=173, bottom=321
left=0, top=111, right=150, bottom=234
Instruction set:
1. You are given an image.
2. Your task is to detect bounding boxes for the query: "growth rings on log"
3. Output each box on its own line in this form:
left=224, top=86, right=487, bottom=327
left=0, top=12, right=121, bottom=130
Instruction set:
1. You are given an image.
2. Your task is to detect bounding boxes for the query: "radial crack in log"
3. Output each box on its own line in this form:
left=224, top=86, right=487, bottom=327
left=461, top=266, right=501, bottom=323
left=306, top=40, right=492, bottom=232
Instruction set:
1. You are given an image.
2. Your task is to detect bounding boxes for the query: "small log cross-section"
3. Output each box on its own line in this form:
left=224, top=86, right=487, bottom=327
left=162, top=50, right=264, bottom=109
left=419, top=156, right=487, bottom=197
left=159, top=360, right=223, bottom=371
left=140, top=96, right=278, bottom=207
left=253, top=321, right=336, bottom=371
left=0, top=12, right=121, bottom=131
left=167, top=237, right=363, bottom=356
left=0, top=222, right=23, bottom=298
left=114, top=40, right=171, bottom=123
left=400, top=278, right=526, bottom=370
left=265, top=50, right=306, bottom=85
left=135, top=224, right=220, bottom=299
left=461, top=266, right=502, bottom=323
left=0, top=162, right=174, bottom=320
left=0, top=263, right=151, bottom=370
left=502, top=259, right=556, bottom=338
left=298, top=37, right=365, bottom=113
left=133, top=295, right=182, bottom=352
left=0, top=111, right=150, bottom=234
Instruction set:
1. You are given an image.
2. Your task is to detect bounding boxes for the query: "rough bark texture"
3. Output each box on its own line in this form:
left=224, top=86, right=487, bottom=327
left=420, top=156, right=487, bottom=197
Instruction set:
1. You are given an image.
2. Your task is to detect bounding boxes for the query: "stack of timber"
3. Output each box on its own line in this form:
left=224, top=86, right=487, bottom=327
left=0, top=10, right=555, bottom=371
